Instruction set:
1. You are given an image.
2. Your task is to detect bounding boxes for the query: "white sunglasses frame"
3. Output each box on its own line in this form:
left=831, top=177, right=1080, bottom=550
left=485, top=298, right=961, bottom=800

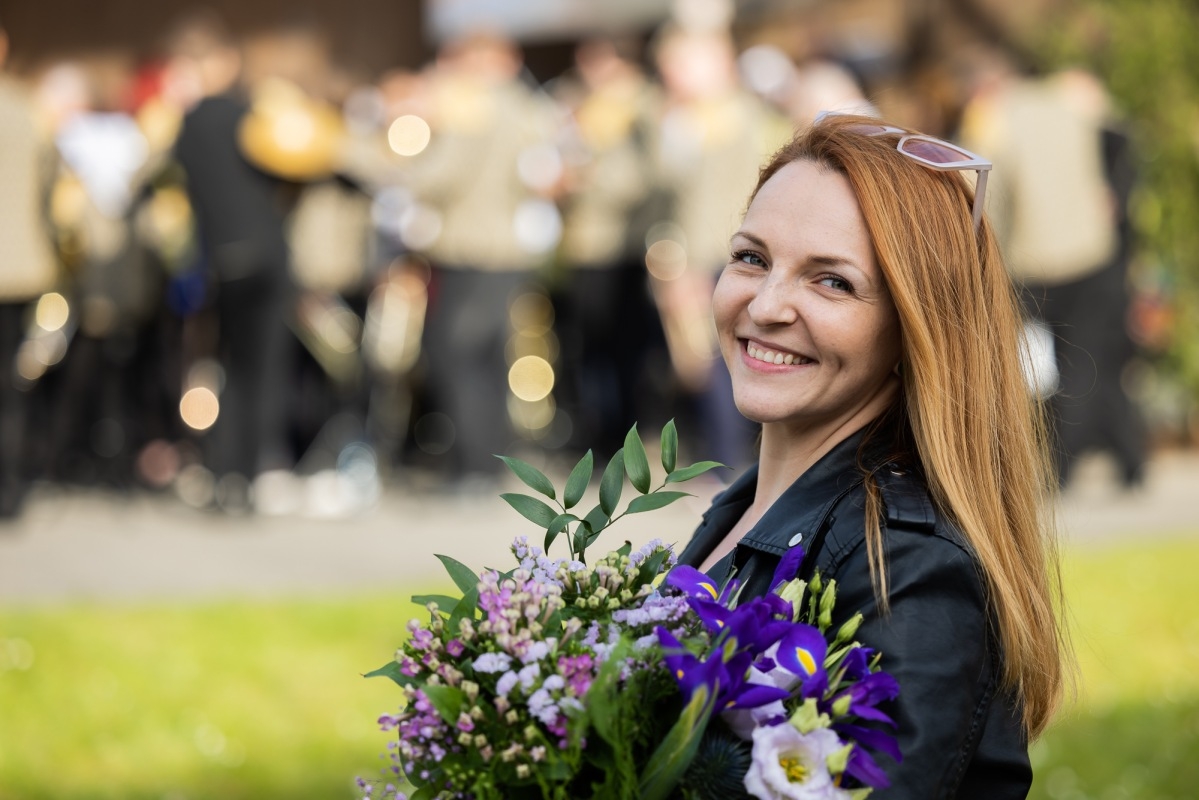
left=816, top=115, right=993, bottom=232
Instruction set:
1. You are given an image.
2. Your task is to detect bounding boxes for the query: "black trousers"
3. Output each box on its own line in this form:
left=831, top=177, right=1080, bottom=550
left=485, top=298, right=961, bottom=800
left=422, top=267, right=533, bottom=478
left=210, top=266, right=295, bottom=479
left=1024, top=262, right=1147, bottom=487
left=0, top=302, right=30, bottom=515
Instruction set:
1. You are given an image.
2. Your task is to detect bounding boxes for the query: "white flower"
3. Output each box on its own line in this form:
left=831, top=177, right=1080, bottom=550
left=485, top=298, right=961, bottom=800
left=472, top=652, right=513, bottom=674
left=743, top=725, right=852, bottom=800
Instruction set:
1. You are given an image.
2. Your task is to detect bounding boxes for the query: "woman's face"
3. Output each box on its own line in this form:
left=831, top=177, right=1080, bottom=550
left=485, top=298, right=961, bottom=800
left=713, top=159, right=902, bottom=435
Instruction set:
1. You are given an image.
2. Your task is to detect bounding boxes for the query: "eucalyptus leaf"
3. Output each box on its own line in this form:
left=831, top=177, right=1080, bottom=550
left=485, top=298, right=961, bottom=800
left=623, top=425, right=652, bottom=494
left=435, top=554, right=480, bottom=594
left=496, top=455, right=556, bottom=500
left=666, top=461, right=726, bottom=484
left=501, top=493, right=559, bottom=528
left=661, top=419, right=679, bottom=474
left=564, top=450, right=594, bottom=510
left=627, top=491, right=691, bottom=514
left=599, top=448, right=625, bottom=516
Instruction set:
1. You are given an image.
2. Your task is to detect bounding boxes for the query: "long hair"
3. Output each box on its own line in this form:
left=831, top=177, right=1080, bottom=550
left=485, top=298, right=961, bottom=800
left=751, top=114, right=1068, bottom=739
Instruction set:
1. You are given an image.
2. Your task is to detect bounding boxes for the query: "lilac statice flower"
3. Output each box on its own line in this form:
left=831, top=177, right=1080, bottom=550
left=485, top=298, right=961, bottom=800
left=472, top=651, right=513, bottom=674
left=612, top=591, right=691, bottom=629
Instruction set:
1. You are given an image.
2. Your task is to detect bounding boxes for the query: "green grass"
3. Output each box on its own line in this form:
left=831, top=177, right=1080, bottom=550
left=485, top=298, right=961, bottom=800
left=1, top=536, right=1197, bottom=799
left=1029, top=535, right=1199, bottom=800
left=0, top=595, right=421, bottom=799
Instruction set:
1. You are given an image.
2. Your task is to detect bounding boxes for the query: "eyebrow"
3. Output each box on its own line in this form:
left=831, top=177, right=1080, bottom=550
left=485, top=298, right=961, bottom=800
left=730, top=230, right=862, bottom=270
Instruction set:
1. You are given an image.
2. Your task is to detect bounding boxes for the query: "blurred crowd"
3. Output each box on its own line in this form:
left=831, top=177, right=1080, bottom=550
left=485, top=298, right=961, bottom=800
left=0, top=4, right=1150, bottom=519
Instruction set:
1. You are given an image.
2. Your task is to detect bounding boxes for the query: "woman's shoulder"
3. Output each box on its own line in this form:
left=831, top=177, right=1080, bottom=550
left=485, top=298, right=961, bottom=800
left=822, top=461, right=977, bottom=577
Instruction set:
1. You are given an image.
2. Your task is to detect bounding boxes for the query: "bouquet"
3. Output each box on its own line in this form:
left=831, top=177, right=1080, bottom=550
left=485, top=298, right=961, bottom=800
left=363, top=423, right=901, bottom=799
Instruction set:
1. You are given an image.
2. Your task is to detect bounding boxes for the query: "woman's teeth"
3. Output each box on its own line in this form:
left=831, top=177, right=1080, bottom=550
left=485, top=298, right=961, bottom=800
left=747, top=343, right=809, bottom=365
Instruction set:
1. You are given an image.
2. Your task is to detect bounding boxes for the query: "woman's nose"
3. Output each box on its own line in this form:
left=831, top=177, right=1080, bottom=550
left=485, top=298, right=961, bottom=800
left=746, top=280, right=799, bottom=326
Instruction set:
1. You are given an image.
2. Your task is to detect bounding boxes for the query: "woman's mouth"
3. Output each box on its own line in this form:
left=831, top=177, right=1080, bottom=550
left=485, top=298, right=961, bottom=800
left=745, top=340, right=814, bottom=366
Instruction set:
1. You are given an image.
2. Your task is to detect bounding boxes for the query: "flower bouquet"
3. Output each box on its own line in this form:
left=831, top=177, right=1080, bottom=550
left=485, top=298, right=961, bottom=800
left=363, top=423, right=901, bottom=799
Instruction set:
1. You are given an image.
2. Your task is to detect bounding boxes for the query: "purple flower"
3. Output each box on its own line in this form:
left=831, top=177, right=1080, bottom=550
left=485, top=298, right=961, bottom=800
left=666, top=565, right=737, bottom=604
left=743, top=725, right=852, bottom=799
left=770, top=546, right=807, bottom=592
left=775, top=625, right=829, bottom=699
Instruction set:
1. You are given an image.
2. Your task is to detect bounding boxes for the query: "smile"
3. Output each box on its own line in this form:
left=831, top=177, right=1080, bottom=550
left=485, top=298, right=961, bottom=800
left=745, top=340, right=814, bottom=366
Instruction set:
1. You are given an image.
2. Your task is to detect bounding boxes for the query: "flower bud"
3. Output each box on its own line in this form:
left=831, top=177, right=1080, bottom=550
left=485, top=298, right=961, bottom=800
left=831, top=693, right=852, bottom=718
left=826, top=743, right=854, bottom=776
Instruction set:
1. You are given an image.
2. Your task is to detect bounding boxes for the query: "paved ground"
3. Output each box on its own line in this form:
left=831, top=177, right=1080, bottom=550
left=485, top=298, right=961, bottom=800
left=1, top=450, right=1195, bottom=605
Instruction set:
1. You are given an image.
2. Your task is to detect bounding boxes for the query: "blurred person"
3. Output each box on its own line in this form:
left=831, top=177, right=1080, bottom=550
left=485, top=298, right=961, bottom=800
left=961, top=65, right=1148, bottom=488
left=647, top=22, right=791, bottom=469
left=395, top=31, right=562, bottom=488
left=169, top=12, right=298, bottom=510
left=0, top=20, right=60, bottom=518
left=34, top=54, right=165, bottom=488
left=552, top=37, right=668, bottom=459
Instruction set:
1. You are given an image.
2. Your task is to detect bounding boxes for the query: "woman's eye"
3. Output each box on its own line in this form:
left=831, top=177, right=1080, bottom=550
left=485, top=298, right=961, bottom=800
left=732, top=250, right=766, bottom=268
left=819, top=275, right=854, bottom=292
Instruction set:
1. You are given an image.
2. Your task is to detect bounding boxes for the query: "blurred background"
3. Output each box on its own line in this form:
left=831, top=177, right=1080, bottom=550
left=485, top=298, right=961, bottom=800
left=0, top=0, right=1196, bottom=797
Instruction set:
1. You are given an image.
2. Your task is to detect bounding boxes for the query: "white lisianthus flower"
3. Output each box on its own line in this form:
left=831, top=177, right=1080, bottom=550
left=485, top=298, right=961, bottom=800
left=744, top=725, right=852, bottom=800
left=723, top=642, right=799, bottom=740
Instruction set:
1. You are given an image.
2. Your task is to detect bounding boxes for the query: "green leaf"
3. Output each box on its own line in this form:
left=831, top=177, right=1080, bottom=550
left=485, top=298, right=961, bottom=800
left=666, top=461, right=726, bottom=484
left=588, top=639, right=632, bottom=745
left=545, top=513, right=578, bottom=552
left=563, top=450, right=594, bottom=510
left=623, top=425, right=652, bottom=494
left=599, top=449, right=625, bottom=516
left=638, top=685, right=717, bottom=800
left=661, top=419, right=678, bottom=474
left=435, top=554, right=480, bottom=594
left=424, top=684, right=467, bottom=725
left=582, top=504, right=610, bottom=539
left=363, top=660, right=415, bottom=687
left=501, top=493, right=559, bottom=528
left=410, top=594, right=460, bottom=610
left=496, top=455, right=556, bottom=500
left=637, top=547, right=673, bottom=585
left=449, top=586, right=479, bottom=630
left=409, top=787, right=438, bottom=800
left=626, top=491, right=691, bottom=514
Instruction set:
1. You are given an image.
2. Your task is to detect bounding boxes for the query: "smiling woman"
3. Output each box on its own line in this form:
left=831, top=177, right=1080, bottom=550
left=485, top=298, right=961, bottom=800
left=678, top=114, right=1071, bottom=798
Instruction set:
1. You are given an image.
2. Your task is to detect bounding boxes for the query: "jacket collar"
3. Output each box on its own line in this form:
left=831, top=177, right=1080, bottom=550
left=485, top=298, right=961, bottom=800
left=679, top=426, right=875, bottom=566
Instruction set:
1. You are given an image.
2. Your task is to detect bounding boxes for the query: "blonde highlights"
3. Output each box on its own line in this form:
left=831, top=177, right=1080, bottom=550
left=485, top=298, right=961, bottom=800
left=754, top=116, right=1069, bottom=739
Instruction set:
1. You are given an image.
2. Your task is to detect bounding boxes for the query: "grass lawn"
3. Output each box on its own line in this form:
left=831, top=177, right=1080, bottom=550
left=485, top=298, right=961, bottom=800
left=1, top=536, right=1197, bottom=799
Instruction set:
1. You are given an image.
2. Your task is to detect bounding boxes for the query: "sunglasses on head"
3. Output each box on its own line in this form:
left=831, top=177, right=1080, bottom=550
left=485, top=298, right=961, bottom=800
left=815, top=112, right=993, bottom=232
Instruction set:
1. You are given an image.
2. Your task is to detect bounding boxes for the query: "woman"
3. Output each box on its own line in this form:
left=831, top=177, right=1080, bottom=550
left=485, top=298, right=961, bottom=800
left=677, top=114, right=1069, bottom=797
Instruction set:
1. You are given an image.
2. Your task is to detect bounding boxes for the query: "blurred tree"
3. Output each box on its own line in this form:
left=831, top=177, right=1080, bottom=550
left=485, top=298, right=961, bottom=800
left=1040, top=0, right=1199, bottom=433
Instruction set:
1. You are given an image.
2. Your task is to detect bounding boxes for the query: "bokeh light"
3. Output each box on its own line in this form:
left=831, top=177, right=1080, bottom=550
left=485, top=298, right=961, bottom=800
left=179, top=387, right=220, bottom=431
left=508, top=355, right=555, bottom=402
left=387, top=114, right=432, bottom=156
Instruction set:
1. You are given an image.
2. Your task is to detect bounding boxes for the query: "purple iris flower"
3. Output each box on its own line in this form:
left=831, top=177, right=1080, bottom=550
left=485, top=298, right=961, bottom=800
left=774, top=623, right=829, bottom=698
left=839, top=646, right=876, bottom=681
left=655, top=626, right=729, bottom=703
left=666, top=565, right=737, bottom=604
left=769, top=545, right=806, bottom=592
left=830, top=672, right=900, bottom=726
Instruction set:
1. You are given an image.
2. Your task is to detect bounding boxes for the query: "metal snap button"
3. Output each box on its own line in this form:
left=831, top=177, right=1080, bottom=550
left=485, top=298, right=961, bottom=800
left=788, top=532, right=804, bottom=547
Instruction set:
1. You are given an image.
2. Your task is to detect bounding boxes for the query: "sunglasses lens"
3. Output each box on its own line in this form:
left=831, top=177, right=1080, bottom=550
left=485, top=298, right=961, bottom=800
left=900, top=138, right=969, bottom=165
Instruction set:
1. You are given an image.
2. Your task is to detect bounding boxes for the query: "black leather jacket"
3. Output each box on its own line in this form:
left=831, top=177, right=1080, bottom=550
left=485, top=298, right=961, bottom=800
left=678, top=429, right=1031, bottom=799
